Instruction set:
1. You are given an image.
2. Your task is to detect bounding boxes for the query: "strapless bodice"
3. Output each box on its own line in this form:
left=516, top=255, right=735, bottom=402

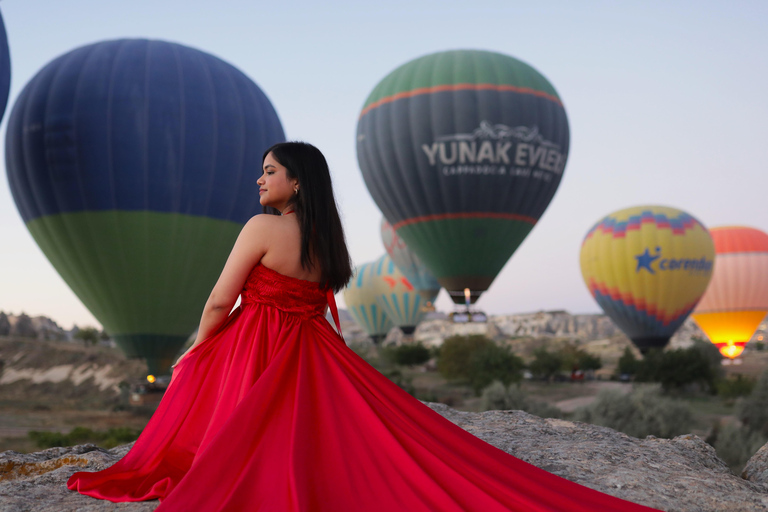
left=240, top=263, right=327, bottom=319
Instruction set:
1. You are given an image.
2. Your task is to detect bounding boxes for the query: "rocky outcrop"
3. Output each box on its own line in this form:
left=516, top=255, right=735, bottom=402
left=3, top=405, right=768, bottom=511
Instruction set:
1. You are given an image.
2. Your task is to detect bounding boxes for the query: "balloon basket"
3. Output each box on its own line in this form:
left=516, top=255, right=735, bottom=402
left=450, top=310, right=488, bottom=323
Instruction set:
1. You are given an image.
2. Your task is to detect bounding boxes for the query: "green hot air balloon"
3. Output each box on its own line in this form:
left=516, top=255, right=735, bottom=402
left=357, top=50, right=570, bottom=304
left=6, top=40, right=285, bottom=374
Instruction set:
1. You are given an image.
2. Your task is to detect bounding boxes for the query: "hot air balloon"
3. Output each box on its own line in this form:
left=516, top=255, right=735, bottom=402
left=0, top=8, right=11, bottom=123
left=580, top=206, right=715, bottom=352
left=380, top=219, right=440, bottom=309
left=374, top=254, right=434, bottom=334
left=5, top=39, right=285, bottom=374
left=692, top=226, right=768, bottom=359
left=357, top=50, right=569, bottom=304
left=343, top=259, right=394, bottom=343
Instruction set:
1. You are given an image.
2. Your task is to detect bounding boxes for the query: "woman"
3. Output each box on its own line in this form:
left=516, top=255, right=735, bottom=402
left=68, top=142, right=658, bottom=511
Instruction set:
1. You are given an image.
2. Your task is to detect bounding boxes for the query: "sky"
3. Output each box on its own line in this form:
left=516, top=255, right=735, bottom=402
left=0, top=0, right=766, bottom=330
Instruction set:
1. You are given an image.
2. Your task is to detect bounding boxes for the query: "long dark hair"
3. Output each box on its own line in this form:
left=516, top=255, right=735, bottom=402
left=262, top=142, right=353, bottom=292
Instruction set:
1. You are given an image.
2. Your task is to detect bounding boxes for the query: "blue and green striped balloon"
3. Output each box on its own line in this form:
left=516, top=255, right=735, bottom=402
left=374, top=255, right=435, bottom=335
left=343, top=258, right=394, bottom=344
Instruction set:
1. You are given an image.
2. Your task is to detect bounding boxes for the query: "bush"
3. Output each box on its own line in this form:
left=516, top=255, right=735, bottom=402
left=634, top=345, right=721, bottom=393
left=738, top=370, right=768, bottom=437
left=480, top=381, right=562, bottom=419
left=28, top=426, right=142, bottom=449
left=382, top=342, right=431, bottom=366
left=617, top=347, right=640, bottom=376
left=437, top=335, right=494, bottom=381
left=559, top=345, right=602, bottom=372
left=712, top=422, right=767, bottom=474
left=437, top=335, right=524, bottom=394
left=573, top=388, right=693, bottom=439
left=717, top=374, right=756, bottom=400
left=466, top=344, right=525, bottom=394
left=528, top=347, right=563, bottom=382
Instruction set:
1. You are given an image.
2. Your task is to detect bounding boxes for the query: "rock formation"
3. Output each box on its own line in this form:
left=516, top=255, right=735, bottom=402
left=3, top=404, right=768, bottom=511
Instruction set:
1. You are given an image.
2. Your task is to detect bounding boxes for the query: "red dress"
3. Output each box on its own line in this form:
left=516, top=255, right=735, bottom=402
left=67, top=263, right=658, bottom=511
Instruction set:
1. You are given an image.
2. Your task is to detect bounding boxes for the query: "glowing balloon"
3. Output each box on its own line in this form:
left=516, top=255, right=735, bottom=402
left=343, top=259, right=394, bottom=344
left=580, top=206, right=715, bottom=352
left=5, top=39, right=285, bottom=374
left=380, top=219, right=440, bottom=308
left=374, top=255, right=435, bottom=335
left=357, top=50, right=569, bottom=304
left=692, top=226, right=768, bottom=359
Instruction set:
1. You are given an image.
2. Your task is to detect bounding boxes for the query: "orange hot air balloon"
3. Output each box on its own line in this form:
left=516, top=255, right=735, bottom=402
left=692, top=226, right=768, bottom=359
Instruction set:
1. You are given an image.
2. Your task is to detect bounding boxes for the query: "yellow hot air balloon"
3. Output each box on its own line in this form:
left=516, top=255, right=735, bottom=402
left=692, top=226, right=768, bottom=359
left=580, top=205, right=714, bottom=352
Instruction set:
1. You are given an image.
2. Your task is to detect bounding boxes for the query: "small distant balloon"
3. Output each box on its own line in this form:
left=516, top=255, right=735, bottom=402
left=580, top=206, right=715, bottom=352
left=374, top=254, right=435, bottom=335
left=5, top=39, right=285, bottom=374
left=343, top=259, right=394, bottom=344
left=357, top=50, right=570, bottom=305
left=692, top=226, right=768, bottom=359
left=380, top=219, right=440, bottom=308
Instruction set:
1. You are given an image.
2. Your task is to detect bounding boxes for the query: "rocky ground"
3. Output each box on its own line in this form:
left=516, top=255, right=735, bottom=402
left=2, top=404, right=768, bottom=511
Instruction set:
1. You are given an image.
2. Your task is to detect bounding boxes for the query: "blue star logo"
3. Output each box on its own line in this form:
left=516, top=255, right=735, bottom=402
left=635, top=247, right=661, bottom=274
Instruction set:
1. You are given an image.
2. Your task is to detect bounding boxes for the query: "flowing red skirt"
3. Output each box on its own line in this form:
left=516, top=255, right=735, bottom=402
left=68, top=280, right=657, bottom=511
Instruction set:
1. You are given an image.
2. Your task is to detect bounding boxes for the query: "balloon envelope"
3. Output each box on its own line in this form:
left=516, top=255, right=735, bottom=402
left=0, top=8, right=10, bottom=123
left=374, top=254, right=435, bottom=335
left=380, top=219, right=440, bottom=305
left=357, top=50, right=569, bottom=304
left=343, top=258, right=394, bottom=343
left=580, top=206, right=714, bottom=352
left=5, top=39, right=285, bottom=374
left=692, top=226, right=768, bottom=359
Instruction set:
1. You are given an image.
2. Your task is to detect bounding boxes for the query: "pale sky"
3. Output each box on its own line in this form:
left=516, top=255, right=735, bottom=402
left=0, top=0, right=766, bottom=330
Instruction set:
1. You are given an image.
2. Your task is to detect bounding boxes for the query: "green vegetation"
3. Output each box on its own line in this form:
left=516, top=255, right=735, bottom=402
left=480, top=381, right=562, bottom=419
left=437, top=335, right=525, bottom=394
left=710, top=422, right=767, bottom=474
left=618, top=342, right=722, bottom=393
left=573, top=388, right=693, bottom=439
left=381, top=342, right=432, bottom=366
left=737, top=370, right=768, bottom=437
left=28, top=426, right=142, bottom=449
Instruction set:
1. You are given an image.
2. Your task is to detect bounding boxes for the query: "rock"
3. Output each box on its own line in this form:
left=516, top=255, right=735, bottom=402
left=744, top=443, right=768, bottom=485
left=3, top=407, right=768, bottom=511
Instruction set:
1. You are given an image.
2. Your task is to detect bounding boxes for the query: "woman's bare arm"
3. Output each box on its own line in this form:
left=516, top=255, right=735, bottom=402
left=172, top=216, right=271, bottom=367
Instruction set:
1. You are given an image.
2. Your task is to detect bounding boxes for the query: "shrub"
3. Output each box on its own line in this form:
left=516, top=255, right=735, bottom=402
left=717, top=374, right=756, bottom=400
left=634, top=345, right=720, bottom=393
left=480, top=381, right=562, bottom=419
left=437, top=335, right=494, bottom=382
left=713, top=422, right=767, bottom=474
left=617, top=347, right=640, bottom=376
left=573, top=388, right=693, bottom=439
left=466, top=344, right=525, bottom=394
left=738, top=370, right=768, bottom=437
left=383, top=342, right=431, bottom=366
left=437, top=335, right=524, bottom=394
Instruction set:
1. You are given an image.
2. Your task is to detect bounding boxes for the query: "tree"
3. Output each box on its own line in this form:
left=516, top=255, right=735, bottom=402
left=528, top=347, right=563, bottom=382
left=11, top=313, right=36, bottom=338
left=437, top=335, right=494, bottom=382
left=0, top=312, right=10, bottom=336
left=466, top=344, right=525, bottom=394
left=634, top=345, right=720, bottom=393
left=74, top=326, right=100, bottom=346
left=617, top=347, right=640, bottom=376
